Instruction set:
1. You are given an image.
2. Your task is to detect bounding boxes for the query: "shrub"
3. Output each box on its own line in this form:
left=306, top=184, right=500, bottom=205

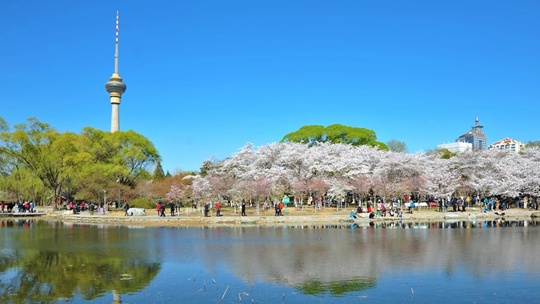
left=129, top=197, right=154, bottom=209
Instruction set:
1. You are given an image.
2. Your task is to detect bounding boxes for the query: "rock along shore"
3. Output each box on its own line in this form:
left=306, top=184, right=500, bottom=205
left=38, top=207, right=540, bottom=228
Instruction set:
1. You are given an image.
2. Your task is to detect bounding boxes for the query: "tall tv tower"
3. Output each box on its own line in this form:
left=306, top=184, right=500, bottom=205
left=105, top=11, right=127, bottom=133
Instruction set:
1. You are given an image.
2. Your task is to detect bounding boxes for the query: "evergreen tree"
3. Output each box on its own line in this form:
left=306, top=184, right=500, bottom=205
left=153, top=161, right=165, bottom=180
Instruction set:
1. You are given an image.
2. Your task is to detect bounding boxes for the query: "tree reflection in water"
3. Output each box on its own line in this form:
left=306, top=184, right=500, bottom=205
left=0, top=220, right=160, bottom=303
left=297, top=277, right=377, bottom=296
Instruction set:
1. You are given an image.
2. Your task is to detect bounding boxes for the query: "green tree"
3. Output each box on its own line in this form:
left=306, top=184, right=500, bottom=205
left=0, top=119, right=160, bottom=205
left=3, top=167, right=46, bottom=203
left=386, top=139, right=408, bottom=153
left=114, top=130, right=160, bottom=186
left=437, top=148, right=457, bottom=159
left=153, top=161, right=165, bottom=180
left=281, top=124, right=388, bottom=150
left=0, top=118, right=79, bottom=206
left=525, top=140, right=540, bottom=148
left=74, top=128, right=160, bottom=202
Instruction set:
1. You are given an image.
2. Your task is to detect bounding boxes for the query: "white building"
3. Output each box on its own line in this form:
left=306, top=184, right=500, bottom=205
left=489, top=137, right=525, bottom=153
left=437, top=142, right=473, bottom=153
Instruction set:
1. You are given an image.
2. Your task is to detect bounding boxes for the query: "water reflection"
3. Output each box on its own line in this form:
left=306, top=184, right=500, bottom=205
left=0, top=220, right=161, bottom=303
left=2, top=219, right=540, bottom=303
left=279, top=219, right=540, bottom=230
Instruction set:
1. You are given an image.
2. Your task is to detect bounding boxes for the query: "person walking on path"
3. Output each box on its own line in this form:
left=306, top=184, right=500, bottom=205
left=123, top=202, right=130, bottom=216
left=157, top=201, right=165, bottom=217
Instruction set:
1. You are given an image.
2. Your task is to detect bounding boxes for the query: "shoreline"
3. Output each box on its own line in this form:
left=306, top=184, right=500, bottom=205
left=13, top=207, right=538, bottom=228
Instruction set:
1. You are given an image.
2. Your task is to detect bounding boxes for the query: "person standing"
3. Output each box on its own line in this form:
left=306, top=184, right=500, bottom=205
left=241, top=200, right=246, bottom=216
left=278, top=201, right=284, bottom=216
left=170, top=201, right=175, bottom=216
left=157, top=201, right=165, bottom=217
left=216, top=201, right=222, bottom=217
left=204, top=202, right=210, bottom=217
left=380, top=202, right=386, bottom=217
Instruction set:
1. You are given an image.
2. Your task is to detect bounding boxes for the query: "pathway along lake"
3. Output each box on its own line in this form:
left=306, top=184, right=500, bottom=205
left=1, top=219, right=540, bottom=303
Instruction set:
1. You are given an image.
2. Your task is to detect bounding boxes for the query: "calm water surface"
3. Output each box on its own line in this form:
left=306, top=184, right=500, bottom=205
left=1, top=219, right=540, bottom=303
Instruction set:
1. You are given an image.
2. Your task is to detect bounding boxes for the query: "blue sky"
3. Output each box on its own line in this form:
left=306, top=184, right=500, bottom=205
left=1, top=1, right=539, bottom=172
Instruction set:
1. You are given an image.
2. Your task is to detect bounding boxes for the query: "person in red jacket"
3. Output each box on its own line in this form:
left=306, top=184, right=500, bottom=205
left=216, top=201, right=222, bottom=217
left=157, top=201, right=165, bottom=217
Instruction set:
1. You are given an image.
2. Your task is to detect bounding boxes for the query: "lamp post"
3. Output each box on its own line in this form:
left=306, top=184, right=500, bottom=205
left=103, top=190, right=107, bottom=212
left=116, top=178, right=121, bottom=208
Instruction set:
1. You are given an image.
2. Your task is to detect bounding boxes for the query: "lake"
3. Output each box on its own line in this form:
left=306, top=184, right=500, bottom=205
left=1, top=219, right=539, bottom=303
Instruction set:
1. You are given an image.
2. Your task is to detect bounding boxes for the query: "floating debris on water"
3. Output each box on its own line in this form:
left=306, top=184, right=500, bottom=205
left=221, top=285, right=229, bottom=301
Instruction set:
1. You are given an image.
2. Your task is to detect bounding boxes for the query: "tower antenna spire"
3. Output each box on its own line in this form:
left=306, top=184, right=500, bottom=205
left=114, top=10, right=119, bottom=74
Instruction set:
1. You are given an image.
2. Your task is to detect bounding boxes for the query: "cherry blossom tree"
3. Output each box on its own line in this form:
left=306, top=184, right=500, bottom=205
left=190, top=142, right=540, bottom=206
left=165, top=184, right=184, bottom=202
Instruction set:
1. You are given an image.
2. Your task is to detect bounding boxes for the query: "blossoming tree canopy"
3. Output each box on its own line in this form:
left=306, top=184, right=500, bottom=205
left=280, top=124, right=388, bottom=150
left=196, top=142, right=540, bottom=203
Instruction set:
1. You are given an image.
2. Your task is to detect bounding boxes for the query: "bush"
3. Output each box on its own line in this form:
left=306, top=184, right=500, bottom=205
left=129, top=197, right=154, bottom=209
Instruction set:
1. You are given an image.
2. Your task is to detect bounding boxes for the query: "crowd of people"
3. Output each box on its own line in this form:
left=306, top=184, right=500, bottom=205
left=350, top=200, right=404, bottom=220
left=0, top=201, right=35, bottom=213
left=431, top=195, right=539, bottom=213
left=159, top=194, right=540, bottom=219
left=2, top=194, right=538, bottom=219
left=155, top=200, right=181, bottom=217
left=346, top=194, right=540, bottom=220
